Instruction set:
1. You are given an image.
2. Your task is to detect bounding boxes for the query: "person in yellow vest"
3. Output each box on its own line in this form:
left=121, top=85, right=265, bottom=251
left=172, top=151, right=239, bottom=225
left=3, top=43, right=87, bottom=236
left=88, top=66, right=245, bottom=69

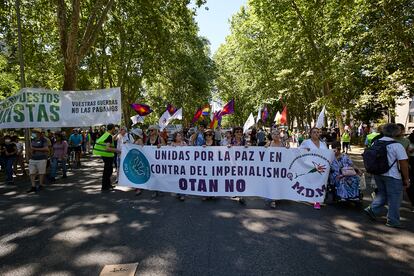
left=93, top=124, right=120, bottom=192
left=341, top=129, right=351, bottom=154
left=365, top=127, right=382, bottom=148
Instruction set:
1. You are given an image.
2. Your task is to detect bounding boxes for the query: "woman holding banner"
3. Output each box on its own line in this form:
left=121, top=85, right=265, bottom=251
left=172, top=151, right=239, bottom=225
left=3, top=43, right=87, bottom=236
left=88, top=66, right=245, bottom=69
left=172, top=131, right=187, bottom=201
left=230, top=126, right=247, bottom=205
left=202, top=129, right=216, bottom=201
left=300, top=127, right=328, bottom=209
left=265, top=129, right=290, bottom=208
left=146, top=125, right=166, bottom=198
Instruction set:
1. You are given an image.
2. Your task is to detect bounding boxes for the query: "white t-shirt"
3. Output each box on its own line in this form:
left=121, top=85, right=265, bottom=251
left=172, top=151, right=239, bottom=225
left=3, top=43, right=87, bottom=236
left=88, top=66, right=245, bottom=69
left=379, top=137, right=408, bottom=179
left=300, top=139, right=328, bottom=150
left=116, top=133, right=134, bottom=151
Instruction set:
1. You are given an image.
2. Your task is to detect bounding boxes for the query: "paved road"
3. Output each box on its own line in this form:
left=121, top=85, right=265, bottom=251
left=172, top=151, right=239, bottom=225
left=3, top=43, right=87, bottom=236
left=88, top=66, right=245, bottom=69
left=0, top=152, right=413, bottom=276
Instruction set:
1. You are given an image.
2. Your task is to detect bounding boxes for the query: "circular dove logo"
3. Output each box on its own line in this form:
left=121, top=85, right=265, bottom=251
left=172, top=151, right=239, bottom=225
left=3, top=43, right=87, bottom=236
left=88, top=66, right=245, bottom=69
left=123, top=149, right=151, bottom=184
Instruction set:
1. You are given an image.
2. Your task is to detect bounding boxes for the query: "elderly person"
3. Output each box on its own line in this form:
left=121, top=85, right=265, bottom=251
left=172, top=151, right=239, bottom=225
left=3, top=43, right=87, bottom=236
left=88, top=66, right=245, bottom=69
left=131, top=128, right=144, bottom=146
left=364, top=123, right=410, bottom=228
left=329, top=141, right=361, bottom=200
left=300, top=127, right=328, bottom=151
left=300, top=127, right=328, bottom=210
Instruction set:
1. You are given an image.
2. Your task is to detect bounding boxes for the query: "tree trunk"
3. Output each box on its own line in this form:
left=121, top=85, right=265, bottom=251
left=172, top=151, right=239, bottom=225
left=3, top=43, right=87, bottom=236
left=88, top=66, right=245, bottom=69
left=63, top=62, right=78, bottom=91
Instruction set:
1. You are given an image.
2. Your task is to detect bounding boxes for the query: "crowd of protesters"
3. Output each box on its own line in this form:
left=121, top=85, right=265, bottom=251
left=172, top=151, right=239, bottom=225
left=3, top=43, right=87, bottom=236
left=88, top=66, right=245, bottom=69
left=1, top=121, right=413, bottom=227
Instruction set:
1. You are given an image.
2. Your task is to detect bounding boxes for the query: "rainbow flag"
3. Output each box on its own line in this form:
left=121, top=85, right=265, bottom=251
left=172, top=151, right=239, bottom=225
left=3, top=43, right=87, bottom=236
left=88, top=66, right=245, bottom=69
left=201, top=104, right=210, bottom=116
left=131, top=103, right=153, bottom=116
left=209, top=111, right=221, bottom=129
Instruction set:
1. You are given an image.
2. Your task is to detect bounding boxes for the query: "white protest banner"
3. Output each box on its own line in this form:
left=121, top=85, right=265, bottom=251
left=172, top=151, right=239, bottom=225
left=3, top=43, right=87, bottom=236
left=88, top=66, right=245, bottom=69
left=0, top=87, right=121, bottom=129
left=119, top=144, right=334, bottom=203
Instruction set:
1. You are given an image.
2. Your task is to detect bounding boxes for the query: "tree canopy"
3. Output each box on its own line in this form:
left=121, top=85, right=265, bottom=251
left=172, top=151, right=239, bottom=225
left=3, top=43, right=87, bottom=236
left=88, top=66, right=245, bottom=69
left=1, top=0, right=412, bottom=128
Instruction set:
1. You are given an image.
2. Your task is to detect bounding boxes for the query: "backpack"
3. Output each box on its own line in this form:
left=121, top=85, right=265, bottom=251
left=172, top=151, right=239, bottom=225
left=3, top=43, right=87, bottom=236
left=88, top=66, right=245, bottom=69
left=362, top=140, right=397, bottom=175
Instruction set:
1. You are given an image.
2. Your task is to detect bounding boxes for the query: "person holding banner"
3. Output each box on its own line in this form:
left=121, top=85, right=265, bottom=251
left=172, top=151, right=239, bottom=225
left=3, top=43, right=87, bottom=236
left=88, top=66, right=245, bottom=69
left=265, top=129, right=290, bottom=208
left=191, top=122, right=206, bottom=146
left=172, top=131, right=187, bottom=201
left=115, top=127, right=134, bottom=183
left=300, top=127, right=328, bottom=209
left=201, top=129, right=216, bottom=201
left=93, top=124, right=120, bottom=192
left=129, top=128, right=145, bottom=196
left=27, top=129, right=49, bottom=193
left=230, top=126, right=247, bottom=204
left=145, top=125, right=166, bottom=198
left=220, top=130, right=233, bottom=146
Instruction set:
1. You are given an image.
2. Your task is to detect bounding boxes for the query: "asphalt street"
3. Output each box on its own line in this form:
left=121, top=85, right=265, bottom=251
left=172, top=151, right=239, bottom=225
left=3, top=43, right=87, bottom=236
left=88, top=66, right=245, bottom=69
left=0, top=151, right=413, bottom=276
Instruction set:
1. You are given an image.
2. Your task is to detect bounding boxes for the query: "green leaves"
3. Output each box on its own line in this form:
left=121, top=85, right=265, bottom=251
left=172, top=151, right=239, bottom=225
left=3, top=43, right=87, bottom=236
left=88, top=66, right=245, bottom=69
left=215, top=0, right=413, bottom=127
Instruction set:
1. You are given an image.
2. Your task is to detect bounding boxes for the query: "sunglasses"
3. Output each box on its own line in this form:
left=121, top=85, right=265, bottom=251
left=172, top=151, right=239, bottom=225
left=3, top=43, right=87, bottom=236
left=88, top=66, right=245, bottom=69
left=205, top=133, right=213, bottom=136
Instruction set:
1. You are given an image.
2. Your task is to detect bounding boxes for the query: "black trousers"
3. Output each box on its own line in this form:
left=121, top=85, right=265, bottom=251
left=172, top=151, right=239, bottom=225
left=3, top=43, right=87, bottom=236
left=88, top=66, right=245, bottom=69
left=102, top=156, right=114, bottom=190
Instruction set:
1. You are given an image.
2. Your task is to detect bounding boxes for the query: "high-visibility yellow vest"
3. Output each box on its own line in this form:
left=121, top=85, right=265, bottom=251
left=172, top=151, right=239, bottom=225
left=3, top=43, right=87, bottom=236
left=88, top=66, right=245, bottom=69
left=341, top=132, right=350, bottom=142
left=367, top=132, right=380, bottom=147
left=92, top=132, right=114, bottom=157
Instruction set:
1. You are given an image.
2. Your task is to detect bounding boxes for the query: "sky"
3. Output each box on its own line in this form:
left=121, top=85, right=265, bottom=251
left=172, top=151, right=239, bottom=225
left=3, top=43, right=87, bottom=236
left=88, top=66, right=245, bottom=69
left=193, top=0, right=247, bottom=55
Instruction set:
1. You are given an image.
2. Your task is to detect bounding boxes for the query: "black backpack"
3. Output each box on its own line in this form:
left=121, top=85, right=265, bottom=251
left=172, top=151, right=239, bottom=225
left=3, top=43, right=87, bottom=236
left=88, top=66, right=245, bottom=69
left=362, top=140, right=397, bottom=175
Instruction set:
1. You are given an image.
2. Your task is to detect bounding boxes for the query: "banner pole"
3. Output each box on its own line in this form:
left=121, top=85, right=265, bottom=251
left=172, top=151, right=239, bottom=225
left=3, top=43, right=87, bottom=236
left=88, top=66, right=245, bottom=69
left=16, top=0, right=31, bottom=160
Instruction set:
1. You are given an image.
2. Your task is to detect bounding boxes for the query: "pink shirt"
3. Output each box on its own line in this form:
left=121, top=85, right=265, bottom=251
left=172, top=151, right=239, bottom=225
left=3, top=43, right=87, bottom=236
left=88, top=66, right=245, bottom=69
left=53, top=141, right=68, bottom=160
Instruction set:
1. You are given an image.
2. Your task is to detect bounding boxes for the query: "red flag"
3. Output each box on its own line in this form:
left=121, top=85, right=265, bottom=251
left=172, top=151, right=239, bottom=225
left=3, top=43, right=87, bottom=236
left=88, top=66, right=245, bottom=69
left=131, top=103, right=153, bottom=116
left=280, top=106, right=287, bottom=125
left=220, top=99, right=234, bottom=116
left=192, top=107, right=203, bottom=123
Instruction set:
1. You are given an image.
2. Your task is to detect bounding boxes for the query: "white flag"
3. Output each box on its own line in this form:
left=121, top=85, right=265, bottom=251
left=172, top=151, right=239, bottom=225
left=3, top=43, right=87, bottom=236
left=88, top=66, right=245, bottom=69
left=244, top=113, right=255, bottom=134
left=210, top=101, right=223, bottom=121
left=409, top=98, right=414, bottom=116
left=168, top=108, right=183, bottom=122
left=158, top=110, right=172, bottom=131
left=316, top=106, right=326, bottom=128
left=130, top=115, right=144, bottom=125
left=274, top=111, right=281, bottom=124
left=256, top=106, right=262, bottom=123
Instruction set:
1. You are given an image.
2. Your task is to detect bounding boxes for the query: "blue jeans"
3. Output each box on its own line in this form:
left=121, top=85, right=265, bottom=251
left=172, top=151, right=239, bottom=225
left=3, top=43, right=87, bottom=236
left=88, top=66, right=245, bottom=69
left=50, top=158, right=67, bottom=178
left=370, top=175, right=403, bottom=225
left=5, top=157, right=16, bottom=182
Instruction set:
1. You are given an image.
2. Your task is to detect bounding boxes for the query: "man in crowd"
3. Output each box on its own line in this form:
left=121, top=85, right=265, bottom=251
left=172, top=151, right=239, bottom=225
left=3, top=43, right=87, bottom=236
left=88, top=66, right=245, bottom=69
left=27, top=128, right=49, bottom=193
left=92, top=123, right=120, bottom=192
left=69, top=129, right=82, bottom=167
left=364, top=123, right=410, bottom=228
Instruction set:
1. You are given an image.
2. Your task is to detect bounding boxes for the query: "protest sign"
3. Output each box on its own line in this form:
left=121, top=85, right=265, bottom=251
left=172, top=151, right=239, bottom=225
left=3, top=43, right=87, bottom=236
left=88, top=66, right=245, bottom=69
left=119, top=145, right=334, bottom=203
left=0, top=88, right=121, bottom=128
